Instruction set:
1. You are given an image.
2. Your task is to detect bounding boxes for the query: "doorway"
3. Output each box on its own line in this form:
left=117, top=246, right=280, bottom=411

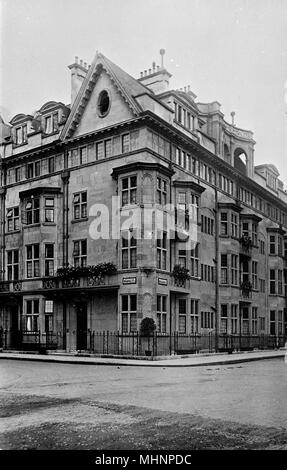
left=76, top=303, right=87, bottom=350
left=10, top=305, right=21, bottom=349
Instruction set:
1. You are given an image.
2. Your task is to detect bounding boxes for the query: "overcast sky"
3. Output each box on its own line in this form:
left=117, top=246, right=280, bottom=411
left=1, top=0, right=287, bottom=182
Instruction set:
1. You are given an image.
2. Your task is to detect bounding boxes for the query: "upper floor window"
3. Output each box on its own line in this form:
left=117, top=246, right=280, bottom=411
left=26, top=161, right=41, bottom=179
left=231, top=213, right=238, bottom=238
left=25, top=197, right=40, bottom=225
left=260, top=240, right=265, bottom=255
left=45, top=115, right=52, bottom=134
left=15, top=167, right=22, bottom=182
left=7, top=207, right=20, bottom=232
left=79, top=147, right=87, bottom=165
left=221, top=254, right=228, bottom=284
left=252, top=223, right=258, bottom=245
left=48, top=157, right=55, bottom=173
left=15, top=124, right=27, bottom=145
left=220, top=212, right=228, bottom=235
left=45, top=244, right=54, bottom=277
left=266, top=172, right=277, bottom=190
left=73, top=240, right=87, bottom=267
left=26, top=244, right=40, bottom=278
left=269, top=269, right=276, bottom=294
left=122, top=134, right=130, bottom=153
left=156, top=177, right=167, bottom=205
left=157, top=232, right=167, bottom=270
left=44, top=113, right=58, bottom=134
left=190, top=243, right=199, bottom=277
left=121, top=232, right=137, bottom=269
left=7, top=250, right=19, bottom=281
left=44, top=198, right=54, bottom=223
left=190, top=194, right=199, bottom=223
left=269, top=235, right=276, bottom=255
left=73, top=192, right=87, bottom=220
left=121, top=176, right=137, bottom=206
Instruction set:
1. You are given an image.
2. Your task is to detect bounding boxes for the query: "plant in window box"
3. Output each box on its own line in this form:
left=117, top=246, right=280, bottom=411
left=140, top=317, right=156, bottom=357
left=240, top=280, right=253, bottom=294
left=239, top=235, right=253, bottom=249
left=172, top=264, right=191, bottom=286
left=56, top=263, right=117, bottom=286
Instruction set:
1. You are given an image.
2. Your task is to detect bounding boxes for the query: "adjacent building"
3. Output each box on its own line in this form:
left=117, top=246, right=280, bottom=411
left=0, top=51, right=286, bottom=352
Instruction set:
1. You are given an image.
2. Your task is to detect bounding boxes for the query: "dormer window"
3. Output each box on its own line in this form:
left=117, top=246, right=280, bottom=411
left=174, top=102, right=194, bottom=132
left=44, top=112, right=59, bottom=134
left=15, top=124, right=27, bottom=145
left=266, top=172, right=277, bottom=191
left=45, top=116, right=52, bottom=134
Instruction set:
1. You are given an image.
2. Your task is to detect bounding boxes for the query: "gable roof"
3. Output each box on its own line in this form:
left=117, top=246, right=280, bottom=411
left=60, top=52, right=153, bottom=140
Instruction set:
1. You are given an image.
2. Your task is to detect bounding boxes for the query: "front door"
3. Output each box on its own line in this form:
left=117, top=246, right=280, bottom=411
left=10, top=305, right=21, bottom=349
left=76, top=303, right=87, bottom=350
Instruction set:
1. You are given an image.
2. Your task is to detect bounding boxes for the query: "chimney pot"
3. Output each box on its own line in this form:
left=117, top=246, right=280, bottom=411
left=140, top=72, right=143, bottom=78
left=75, top=56, right=78, bottom=64
left=157, top=65, right=160, bottom=71
left=152, top=61, right=156, bottom=71
left=148, top=68, right=151, bottom=74
left=84, top=62, right=87, bottom=68
left=80, top=59, right=83, bottom=66
left=144, top=70, right=147, bottom=76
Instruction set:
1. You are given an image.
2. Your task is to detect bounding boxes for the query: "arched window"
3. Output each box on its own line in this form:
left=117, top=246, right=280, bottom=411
left=234, top=148, right=247, bottom=175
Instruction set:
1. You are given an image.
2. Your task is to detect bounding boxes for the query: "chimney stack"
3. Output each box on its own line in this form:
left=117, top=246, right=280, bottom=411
left=68, top=56, right=88, bottom=105
left=138, top=49, right=172, bottom=94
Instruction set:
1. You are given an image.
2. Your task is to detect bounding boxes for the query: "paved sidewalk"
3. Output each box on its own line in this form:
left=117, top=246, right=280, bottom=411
left=0, top=348, right=286, bottom=367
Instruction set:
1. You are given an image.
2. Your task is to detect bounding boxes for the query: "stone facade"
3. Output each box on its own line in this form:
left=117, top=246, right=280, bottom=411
left=0, top=52, right=286, bottom=352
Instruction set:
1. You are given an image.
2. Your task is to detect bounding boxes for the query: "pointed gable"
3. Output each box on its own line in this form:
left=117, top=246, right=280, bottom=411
left=61, top=52, right=153, bottom=140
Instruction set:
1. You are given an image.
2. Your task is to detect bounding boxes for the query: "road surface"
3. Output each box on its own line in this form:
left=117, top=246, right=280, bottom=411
left=0, top=357, right=286, bottom=449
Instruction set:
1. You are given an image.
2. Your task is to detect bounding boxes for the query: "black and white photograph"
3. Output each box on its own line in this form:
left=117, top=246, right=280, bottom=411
left=0, top=0, right=287, bottom=461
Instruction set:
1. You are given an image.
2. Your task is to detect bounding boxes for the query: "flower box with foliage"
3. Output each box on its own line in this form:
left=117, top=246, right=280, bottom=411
left=172, top=265, right=191, bottom=281
left=56, top=262, right=117, bottom=280
left=241, top=280, right=253, bottom=294
left=239, top=235, right=253, bottom=249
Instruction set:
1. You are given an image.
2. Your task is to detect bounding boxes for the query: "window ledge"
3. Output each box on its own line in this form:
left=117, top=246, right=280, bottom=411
left=6, top=229, right=21, bottom=235
left=71, top=218, right=89, bottom=224
left=43, top=222, right=57, bottom=226
left=23, top=223, right=41, bottom=229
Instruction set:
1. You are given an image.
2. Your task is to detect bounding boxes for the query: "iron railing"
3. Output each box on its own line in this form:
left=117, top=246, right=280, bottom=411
left=1, top=329, right=285, bottom=356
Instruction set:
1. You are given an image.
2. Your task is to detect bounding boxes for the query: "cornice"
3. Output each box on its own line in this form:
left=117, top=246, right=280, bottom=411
left=172, top=180, right=205, bottom=194
left=111, top=161, right=174, bottom=179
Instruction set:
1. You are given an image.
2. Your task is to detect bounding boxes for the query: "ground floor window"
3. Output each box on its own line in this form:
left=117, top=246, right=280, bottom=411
left=231, top=304, right=238, bottom=334
left=178, top=315, right=186, bottom=333
left=44, top=300, right=54, bottom=332
left=121, top=294, right=137, bottom=333
left=178, top=299, right=187, bottom=333
left=23, top=299, right=39, bottom=332
left=157, top=295, right=167, bottom=333
left=201, top=311, right=214, bottom=329
left=251, top=307, right=258, bottom=334
left=220, top=304, right=228, bottom=333
left=190, top=299, right=199, bottom=333
left=270, top=310, right=276, bottom=335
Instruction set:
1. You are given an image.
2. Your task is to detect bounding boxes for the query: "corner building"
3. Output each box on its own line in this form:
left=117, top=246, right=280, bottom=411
left=0, top=52, right=286, bottom=353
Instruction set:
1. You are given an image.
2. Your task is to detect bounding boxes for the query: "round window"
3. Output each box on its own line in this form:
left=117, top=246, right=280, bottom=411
left=97, top=90, right=110, bottom=117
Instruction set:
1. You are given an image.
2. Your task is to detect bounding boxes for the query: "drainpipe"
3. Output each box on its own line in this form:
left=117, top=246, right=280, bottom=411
left=0, top=159, right=6, bottom=282
left=169, top=143, right=174, bottom=350
left=61, top=149, right=70, bottom=350
left=214, top=186, right=219, bottom=352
